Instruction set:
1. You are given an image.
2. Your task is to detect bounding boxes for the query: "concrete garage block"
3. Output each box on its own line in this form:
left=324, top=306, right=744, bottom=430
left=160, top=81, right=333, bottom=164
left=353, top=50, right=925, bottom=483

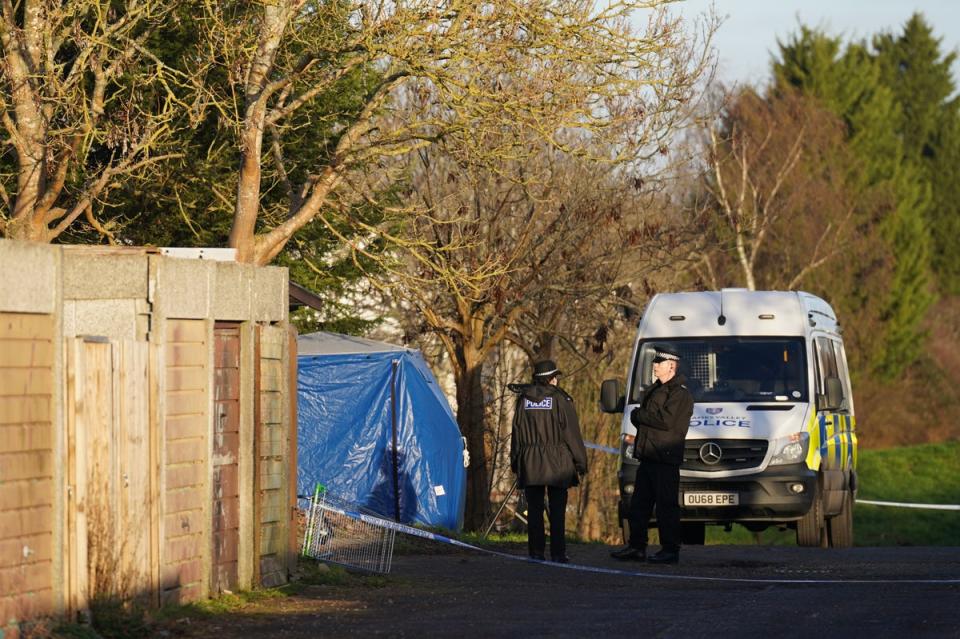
left=64, top=299, right=140, bottom=340
left=154, top=256, right=213, bottom=319
left=253, top=267, right=288, bottom=323
left=212, top=261, right=252, bottom=320
left=0, top=240, right=59, bottom=314
left=63, top=253, right=148, bottom=300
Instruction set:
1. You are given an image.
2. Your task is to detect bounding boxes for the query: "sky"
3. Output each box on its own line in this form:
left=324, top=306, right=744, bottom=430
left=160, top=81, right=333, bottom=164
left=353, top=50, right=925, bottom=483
left=670, top=0, right=960, bottom=87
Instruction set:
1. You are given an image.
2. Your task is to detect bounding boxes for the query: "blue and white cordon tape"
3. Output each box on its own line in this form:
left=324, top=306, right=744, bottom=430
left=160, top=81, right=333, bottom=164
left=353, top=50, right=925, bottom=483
left=306, top=442, right=960, bottom=585
left=855, top=499, right=960, bottom=511
left=319, top=501, right=960, bottom=585
left=584, top=441, right=619, bottom=455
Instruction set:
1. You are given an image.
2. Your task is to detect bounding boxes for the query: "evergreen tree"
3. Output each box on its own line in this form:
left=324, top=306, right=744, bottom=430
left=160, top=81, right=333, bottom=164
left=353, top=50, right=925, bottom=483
left=926, top=116, right=960, bottom=293
left=873, top=14, right=956, bottom=162
left=773, top=27, right=934, bottom=379
left=873, top=13, right=960, bottom=294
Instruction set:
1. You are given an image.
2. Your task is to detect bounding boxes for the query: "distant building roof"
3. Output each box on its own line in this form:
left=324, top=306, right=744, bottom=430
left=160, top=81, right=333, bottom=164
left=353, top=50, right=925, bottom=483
left=289, top=281, right=325, bottom=312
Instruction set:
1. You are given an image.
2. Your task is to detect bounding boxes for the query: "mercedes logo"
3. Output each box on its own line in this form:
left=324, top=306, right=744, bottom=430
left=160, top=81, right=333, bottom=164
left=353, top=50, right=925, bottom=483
left=699, top=442, right=722, bottom=465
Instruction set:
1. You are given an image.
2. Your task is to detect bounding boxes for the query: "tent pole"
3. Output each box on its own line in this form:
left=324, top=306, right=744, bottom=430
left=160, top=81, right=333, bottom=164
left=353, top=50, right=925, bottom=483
left=482, top=477, right=519, bottom=539
left=390, top=359, right=400, bottom=522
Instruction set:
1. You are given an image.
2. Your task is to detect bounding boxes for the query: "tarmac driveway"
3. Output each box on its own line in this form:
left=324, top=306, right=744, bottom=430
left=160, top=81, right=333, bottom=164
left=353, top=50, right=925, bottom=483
left=163, top=543, right=960, bottom=638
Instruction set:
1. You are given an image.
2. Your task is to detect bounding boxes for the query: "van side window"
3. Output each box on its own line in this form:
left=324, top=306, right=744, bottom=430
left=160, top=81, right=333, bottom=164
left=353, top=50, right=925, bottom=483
left=815, top=336, right=849, bottom=412
left=815, top=336, right=838, bottom=383
left=834, top=342, right=854, bottom=413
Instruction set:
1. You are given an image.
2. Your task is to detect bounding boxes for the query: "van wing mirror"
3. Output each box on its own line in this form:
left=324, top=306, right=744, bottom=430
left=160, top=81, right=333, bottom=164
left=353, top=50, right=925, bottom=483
left=600, top=379, right=624, bottom=414
left=819, top=377, right=844, bottom=411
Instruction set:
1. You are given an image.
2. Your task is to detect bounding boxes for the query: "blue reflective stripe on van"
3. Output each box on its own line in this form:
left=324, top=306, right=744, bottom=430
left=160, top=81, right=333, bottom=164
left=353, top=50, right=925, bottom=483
left=842, top=414, right=850, bottom=469
left=819, top=415, right=827, bottom=463
left=835, top=416, right=842, bottom=467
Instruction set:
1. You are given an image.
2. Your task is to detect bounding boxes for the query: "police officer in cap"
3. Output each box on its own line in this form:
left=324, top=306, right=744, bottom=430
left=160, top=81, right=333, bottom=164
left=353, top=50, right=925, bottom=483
left=510, top=360, right=588, bottom=563
left=611, top=346, right=694, bottom=564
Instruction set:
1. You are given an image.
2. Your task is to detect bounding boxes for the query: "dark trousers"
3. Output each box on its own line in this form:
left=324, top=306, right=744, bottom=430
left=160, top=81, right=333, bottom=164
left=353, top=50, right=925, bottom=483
left=627, top=461, right=681, bottom=552
left=524, top=485, right=568, bottom=559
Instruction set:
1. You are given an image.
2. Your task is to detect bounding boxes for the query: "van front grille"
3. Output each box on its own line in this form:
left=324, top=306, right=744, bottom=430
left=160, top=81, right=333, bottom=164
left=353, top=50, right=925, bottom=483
left=682, top=439, right=767, bottom=472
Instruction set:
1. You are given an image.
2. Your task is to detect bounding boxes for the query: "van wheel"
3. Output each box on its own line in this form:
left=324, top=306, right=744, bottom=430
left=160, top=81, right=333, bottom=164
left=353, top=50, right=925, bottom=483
left=827, top=490, right=854, bottom=548
left=680, top=522, right=705, bottom=545
left=796, top=480, right=827, bottom=548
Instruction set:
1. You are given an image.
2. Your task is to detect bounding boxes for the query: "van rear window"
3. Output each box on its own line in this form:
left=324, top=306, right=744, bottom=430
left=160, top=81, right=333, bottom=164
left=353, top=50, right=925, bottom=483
left=630, top=338, right=807, bottom=404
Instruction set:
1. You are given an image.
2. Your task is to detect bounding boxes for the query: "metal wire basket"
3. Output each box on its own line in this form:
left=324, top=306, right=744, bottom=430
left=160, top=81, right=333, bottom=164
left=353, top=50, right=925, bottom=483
left=301, top=485, right=397, bottom=574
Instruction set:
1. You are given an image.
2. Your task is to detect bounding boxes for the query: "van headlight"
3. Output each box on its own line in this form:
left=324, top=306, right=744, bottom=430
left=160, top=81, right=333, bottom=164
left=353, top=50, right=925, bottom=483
left=769, top=432, right=809, bottom=466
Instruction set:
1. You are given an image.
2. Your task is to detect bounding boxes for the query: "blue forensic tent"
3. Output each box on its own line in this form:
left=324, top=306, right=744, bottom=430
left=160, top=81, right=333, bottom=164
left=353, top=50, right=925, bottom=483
left=297, top=332, right=466, bottom=530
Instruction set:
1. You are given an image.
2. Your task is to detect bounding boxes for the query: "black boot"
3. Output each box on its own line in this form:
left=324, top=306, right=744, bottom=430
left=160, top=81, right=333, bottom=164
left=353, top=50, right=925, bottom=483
left=610, top=545, right=646, bottom=561
left=647, top=549, right=679, bottom=564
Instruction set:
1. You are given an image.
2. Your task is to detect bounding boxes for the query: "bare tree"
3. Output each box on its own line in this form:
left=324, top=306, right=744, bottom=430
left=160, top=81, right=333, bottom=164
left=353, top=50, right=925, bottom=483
left=0, top=0, right=186, bottom=241
left=198, top=0, right=715, bottom=265
left=696, top=88, right=862, bottom=291
left=691, top=86, right=901, bottom=381
left=379, top=143, right=695, bottom=528
left=200, top=0, right=713, bottom=526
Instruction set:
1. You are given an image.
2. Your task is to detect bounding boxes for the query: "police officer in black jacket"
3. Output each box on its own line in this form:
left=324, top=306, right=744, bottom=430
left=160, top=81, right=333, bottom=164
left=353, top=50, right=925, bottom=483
left=510, top=360, right=588, bottom=563
left=611, top=347, right=694, bottom=564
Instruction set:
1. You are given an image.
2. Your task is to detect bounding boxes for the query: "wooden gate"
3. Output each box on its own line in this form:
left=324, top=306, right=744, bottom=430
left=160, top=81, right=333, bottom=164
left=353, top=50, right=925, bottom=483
left=211, top=323, right=240, bottom=594
left=64, top=336, right=151, bottom=612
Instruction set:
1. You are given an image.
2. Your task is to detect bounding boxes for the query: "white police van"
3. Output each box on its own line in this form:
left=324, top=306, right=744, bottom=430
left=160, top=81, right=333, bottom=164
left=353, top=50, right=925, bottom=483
left=600, top=289, right=857, bottom=548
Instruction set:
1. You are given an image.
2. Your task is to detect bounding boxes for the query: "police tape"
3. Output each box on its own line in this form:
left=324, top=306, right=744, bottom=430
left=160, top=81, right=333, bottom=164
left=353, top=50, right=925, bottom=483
left=320, top=503, right=960, bottom=585
left=585, top=441, right=619, bottom=454
left=583, top=441, right=960, bottom=511
left=854, top=499, right=960, bottom=511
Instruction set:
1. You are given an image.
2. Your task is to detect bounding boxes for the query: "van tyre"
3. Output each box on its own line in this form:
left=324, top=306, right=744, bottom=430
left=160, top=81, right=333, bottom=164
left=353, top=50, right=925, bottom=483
left=827, top=489, right=854, bottom=548
left=796, top=479, right=827, bottom=548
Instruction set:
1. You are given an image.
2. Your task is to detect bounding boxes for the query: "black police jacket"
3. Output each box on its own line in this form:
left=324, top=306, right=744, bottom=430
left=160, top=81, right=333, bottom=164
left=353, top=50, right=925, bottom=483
left=510, top=382, right=588, bottom=489
left=630, top=374, right=694, bottom=465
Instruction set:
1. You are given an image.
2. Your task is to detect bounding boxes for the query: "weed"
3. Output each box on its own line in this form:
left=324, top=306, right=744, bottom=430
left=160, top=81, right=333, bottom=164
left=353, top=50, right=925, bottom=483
left=459, top=530, right=527, bottom=545
left=293, top=557, right=396, bottom=588
left=46, top=598, right=151, bottom=639
left=152, top=587, right=286, bottom=623
left=89, top=597, right=150, bottom=639
left=51, top=626, right=101, bottom=639
left=297, top=560, right=350, bottom=586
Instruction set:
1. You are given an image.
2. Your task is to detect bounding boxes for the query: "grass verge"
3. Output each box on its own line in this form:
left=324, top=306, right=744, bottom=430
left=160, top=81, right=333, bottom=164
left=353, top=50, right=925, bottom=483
left=704, top=441, right=960, bottom=546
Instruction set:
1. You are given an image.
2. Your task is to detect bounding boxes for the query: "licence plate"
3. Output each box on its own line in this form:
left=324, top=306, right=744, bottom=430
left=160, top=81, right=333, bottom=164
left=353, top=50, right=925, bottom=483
left=683, top=492, right=739, bottom=506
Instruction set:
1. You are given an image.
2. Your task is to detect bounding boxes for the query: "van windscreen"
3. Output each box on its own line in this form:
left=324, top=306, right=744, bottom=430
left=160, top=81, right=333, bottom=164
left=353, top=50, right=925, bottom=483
left=630, top=338, right=807, bottom=404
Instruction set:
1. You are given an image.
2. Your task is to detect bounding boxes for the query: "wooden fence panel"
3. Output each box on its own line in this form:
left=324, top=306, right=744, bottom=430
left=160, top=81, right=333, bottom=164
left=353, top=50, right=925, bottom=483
left=76, top=339, right=116, bottom=603
left=161, top=320, right=208, bottom=605
left=256, top=324, right=288, bottom=588
left=118, top=341, right=152, bottom=598
left=0, top=313, right=55, bottom=634
left=211, top=324, right=240, bottom=595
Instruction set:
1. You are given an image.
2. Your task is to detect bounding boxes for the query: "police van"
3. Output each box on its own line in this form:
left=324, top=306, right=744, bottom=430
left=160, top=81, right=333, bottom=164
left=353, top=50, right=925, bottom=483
left=600, top=289, right=857, bottom=548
